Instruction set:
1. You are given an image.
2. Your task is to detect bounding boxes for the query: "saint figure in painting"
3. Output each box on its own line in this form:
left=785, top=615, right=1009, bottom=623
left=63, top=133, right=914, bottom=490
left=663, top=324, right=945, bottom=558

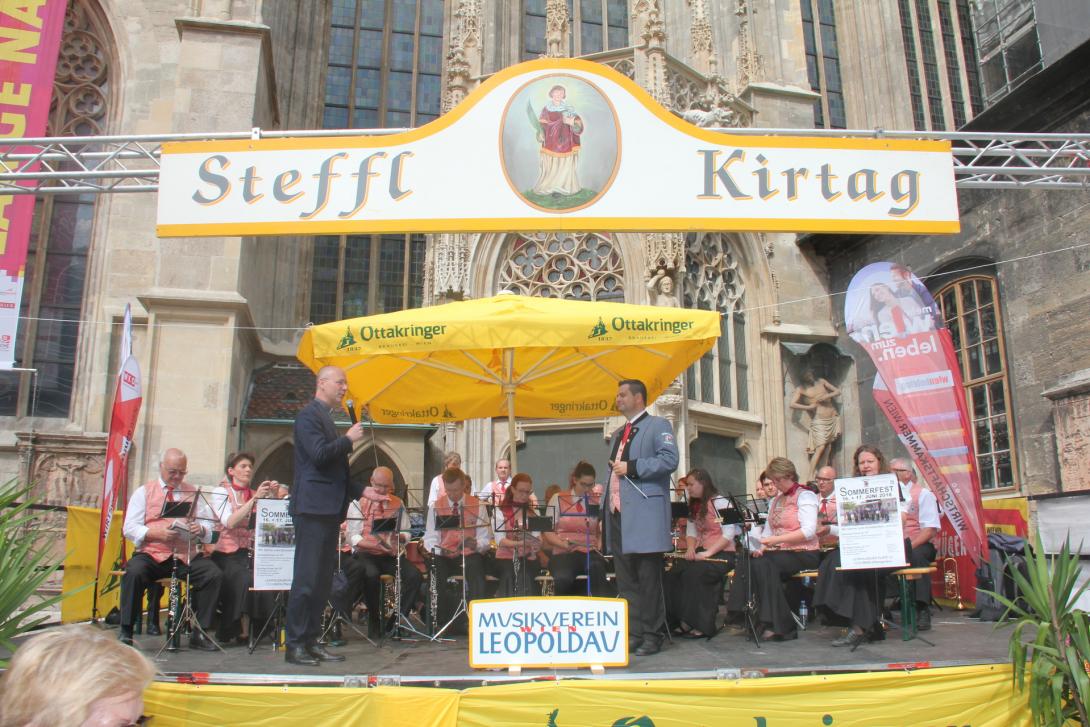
left=531, top=85, right=584, bottom=196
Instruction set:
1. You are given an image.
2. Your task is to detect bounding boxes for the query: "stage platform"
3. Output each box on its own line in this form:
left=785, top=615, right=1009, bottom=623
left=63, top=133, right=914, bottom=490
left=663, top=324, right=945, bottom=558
left=128, top=609, right=1009, bottom=687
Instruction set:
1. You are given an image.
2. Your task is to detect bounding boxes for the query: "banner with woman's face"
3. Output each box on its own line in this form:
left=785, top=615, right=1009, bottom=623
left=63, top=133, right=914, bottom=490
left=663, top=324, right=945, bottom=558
left=844, top=262, right=943, bottom=343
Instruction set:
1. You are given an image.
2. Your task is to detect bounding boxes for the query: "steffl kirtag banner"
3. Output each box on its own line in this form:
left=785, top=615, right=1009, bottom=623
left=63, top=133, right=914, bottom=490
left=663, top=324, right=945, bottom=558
left=845, top=262, right=988, bottom=566
left=157, top=59, right=959, bottom=238
left=469, top=597, right=627, bottom=669
left=834, top=474, right=907, bottom=570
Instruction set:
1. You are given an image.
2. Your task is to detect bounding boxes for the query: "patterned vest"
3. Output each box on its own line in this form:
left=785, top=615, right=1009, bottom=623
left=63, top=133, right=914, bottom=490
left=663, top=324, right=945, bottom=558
left=693, top=496, right=736, bottom=552
left=434, top=494, right=482, bottom=557
left=768, top=486, right=819, bottom=551
left=818, top=494, right=839, bottom=548
left=357, top=490, right=403, bottom=555
left=553, top=491, right=600, bottom=552
left=138, top=480, right=200, bottom=564
left=901, top=482, right=924, bottom=539
left=215, top=484, right=253, bottom=554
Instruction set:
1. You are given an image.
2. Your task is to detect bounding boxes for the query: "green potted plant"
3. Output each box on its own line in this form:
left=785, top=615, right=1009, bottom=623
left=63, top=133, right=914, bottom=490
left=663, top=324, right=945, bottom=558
left=989, top=532, right=1089, bottom=726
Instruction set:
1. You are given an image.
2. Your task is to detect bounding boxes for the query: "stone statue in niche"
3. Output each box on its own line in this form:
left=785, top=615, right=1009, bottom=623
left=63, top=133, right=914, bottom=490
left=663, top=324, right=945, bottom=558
left=789, top=369, right=841, bottom=481
left=646, top=268, right=679, bottom=307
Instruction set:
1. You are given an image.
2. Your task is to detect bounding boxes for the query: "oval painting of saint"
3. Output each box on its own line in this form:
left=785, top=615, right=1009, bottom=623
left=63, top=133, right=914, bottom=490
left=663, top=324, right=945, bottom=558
left=500, top=74, right=621, bottom=213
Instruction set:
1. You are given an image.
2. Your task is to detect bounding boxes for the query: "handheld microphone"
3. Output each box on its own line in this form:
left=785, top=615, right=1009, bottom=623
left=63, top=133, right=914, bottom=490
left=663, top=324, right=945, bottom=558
left=346, top=399, right=358, bottom=425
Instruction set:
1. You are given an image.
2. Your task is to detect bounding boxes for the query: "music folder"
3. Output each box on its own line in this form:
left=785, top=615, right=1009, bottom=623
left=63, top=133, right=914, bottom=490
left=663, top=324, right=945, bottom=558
left=371, top=516, right=398, bottom=535
left=160, top=499, right=194, bottom=519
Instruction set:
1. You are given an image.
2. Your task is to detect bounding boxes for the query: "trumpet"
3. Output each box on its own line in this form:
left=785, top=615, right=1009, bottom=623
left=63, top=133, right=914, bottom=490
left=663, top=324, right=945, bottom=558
left=943, top=556, right=963, bottom=609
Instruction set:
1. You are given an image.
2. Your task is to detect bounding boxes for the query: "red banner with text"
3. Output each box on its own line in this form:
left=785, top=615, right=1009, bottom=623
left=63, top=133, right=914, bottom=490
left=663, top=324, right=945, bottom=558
left=0, top=1, right=67, bottom=367
left=846, top=262, right=988, bottom=566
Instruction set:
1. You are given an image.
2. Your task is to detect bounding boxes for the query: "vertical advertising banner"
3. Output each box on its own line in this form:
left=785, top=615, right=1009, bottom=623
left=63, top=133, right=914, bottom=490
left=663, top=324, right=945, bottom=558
left=0, top=1, right=68, bottom=366
left=96, top=305, right=142, bottom=588
left=845, top=262, right=988, bottom=567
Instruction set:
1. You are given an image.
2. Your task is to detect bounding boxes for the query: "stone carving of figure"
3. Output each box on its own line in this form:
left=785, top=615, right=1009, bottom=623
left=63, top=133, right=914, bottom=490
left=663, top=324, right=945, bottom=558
left=646, top=268, right=679, bottom=307
left=790, top=369, right=841, bottom=480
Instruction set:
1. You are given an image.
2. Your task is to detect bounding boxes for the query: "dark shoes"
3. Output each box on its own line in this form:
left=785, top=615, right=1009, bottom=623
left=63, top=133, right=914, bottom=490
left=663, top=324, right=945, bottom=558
left=307, top=643, right=346, bottom=662
left=628, top=635, right=642, bottom=651
left=760, top=629, right=797, bottom=642
left=146, top=623, right=161, bottom=636
left=635, top=637, right=662, bottom=656
left=285, top=646, right=320, bottom=666
left=831, top=630, right=869, bottom=648
left=118, top=629, right=134, bottom=646
left=189, top=632, right=218, bottom=652
left=917, top=607, right=932, bottom=631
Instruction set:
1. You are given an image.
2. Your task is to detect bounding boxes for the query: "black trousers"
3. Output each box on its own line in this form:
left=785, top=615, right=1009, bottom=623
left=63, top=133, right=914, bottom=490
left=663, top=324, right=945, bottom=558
left=210, top=549, right=251, bottom=640
left=664, top=554, right=735, bottom=636
left=435, top=552, right=486, bottom=632
left=750, top=549, right=820, bottom=637
left=549, top=551, right=609, bottom=596
left=286, top=514, right=340, bottom=649
left=120, top=552, right=222, bottom=631
left=903, top=541, right=938, bottom=605
left=342, top=551, right=423, bottom=626
left=607, top=510, right=665, bottom=643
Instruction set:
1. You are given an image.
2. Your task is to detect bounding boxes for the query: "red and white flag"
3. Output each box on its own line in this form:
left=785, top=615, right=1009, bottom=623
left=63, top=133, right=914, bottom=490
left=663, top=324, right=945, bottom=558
left=97, top=305, right=142, bottom=577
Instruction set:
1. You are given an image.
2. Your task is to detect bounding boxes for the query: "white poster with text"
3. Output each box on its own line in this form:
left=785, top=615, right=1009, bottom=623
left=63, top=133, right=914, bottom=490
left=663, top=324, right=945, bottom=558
left=253, top=498, right=295, bottom=590
left=835, top=473, right=908, bottom=570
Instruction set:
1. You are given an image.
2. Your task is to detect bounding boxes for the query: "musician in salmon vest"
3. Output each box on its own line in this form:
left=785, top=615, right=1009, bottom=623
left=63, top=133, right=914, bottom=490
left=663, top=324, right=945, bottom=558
left=891, top=457, right=940, bottom=631
left=423, top=467, right=491, bottom=631
left=542, top=461, right=608, bottom=596
left=343, top=466, right=422, bottom=638
left=492, top=473, right=542, bottom=597
left=209, top=451, right=280, bottom=645
left=815, top=465, right=839, bottom=557
left=118, top=448, right=223, bottom=649
left=746, top=457, right=821, bottom=642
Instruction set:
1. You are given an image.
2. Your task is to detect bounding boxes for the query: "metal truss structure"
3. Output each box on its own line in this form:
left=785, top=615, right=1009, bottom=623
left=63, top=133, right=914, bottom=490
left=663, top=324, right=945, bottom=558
left=1, top=127, right=1088, bottom=196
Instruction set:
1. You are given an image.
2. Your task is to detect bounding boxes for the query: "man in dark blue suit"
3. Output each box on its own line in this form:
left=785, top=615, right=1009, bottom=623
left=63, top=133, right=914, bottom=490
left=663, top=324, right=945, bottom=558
left=285, top=365, right=364, bottom=665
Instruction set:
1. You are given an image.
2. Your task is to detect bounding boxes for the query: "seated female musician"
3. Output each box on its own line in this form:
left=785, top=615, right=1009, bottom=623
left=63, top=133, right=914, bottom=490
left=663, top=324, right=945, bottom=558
left=813, top=444, right=890, bottom=646
left=210, top=451, right=280, bottom=645
left=664, top=468, right=738, bottom=639
left=542, top=461, right=608, bottom=596
left=747, top=457, right=821, bottom=641
left=493, top=473, right=542, bottom=597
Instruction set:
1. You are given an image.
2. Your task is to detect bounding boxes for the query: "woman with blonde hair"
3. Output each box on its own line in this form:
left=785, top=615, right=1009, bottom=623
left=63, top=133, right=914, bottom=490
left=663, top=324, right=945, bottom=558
left=0, top=624, right=156, bottom=726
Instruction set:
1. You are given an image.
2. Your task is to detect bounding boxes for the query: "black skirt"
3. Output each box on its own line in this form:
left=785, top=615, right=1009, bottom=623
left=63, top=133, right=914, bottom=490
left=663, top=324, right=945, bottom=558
left=813, top=548, right=885, bottom=631
left=664, top=554, right=734, bottom=636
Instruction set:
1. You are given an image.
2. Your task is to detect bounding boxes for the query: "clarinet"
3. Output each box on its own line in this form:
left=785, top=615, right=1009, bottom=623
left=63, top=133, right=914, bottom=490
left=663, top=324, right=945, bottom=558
left=428, top=548, right=439, bottom=635
left=165, top=550, right=181, bottom=651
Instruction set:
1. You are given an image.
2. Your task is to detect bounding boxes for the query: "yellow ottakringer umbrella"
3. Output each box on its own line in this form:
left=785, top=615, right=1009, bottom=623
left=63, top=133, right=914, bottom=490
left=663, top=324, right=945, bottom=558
left=296, top=293, right=721, bottom=470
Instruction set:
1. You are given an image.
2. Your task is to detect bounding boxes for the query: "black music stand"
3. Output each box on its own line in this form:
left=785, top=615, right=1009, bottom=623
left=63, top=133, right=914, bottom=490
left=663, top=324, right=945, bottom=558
left=555, top=495, right=600, bottom=596
left=727, top=493, right=764, bottom=647
left=320, top=508, right=375, bottom=648
left=431, top=504, right=486, bottom=640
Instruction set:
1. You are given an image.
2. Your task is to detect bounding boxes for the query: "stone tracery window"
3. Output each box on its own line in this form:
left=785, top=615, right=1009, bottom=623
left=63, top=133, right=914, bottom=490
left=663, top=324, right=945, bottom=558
left=497, top=232, right=624, bottom=301
left=0, top=0, right=111, bottom=418
left=683, top=232, right=748, bottom=410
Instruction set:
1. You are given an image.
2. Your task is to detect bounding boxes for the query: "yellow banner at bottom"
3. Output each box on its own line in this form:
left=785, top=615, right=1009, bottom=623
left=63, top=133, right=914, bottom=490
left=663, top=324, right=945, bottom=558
left=144, top=664, right=1028, bottom=726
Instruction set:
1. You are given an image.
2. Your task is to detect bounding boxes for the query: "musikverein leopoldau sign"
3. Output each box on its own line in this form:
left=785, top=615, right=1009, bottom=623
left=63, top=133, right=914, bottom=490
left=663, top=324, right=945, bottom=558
left=156, top=59, right=959, bottom=238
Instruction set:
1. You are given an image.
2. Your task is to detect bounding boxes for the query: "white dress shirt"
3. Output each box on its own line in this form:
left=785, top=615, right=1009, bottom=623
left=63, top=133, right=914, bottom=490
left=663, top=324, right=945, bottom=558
left=751, top=488, right=819, bottom=547
left=900, top=480, right=941, bottom=530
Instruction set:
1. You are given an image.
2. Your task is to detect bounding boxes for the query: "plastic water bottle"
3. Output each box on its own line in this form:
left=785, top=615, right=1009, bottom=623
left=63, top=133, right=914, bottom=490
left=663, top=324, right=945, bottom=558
left=799, top=599, right=809, bottom=629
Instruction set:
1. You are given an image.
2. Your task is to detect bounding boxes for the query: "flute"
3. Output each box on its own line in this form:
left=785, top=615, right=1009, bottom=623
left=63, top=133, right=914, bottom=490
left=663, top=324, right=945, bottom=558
left=664, top=550, right=733, bottom=564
